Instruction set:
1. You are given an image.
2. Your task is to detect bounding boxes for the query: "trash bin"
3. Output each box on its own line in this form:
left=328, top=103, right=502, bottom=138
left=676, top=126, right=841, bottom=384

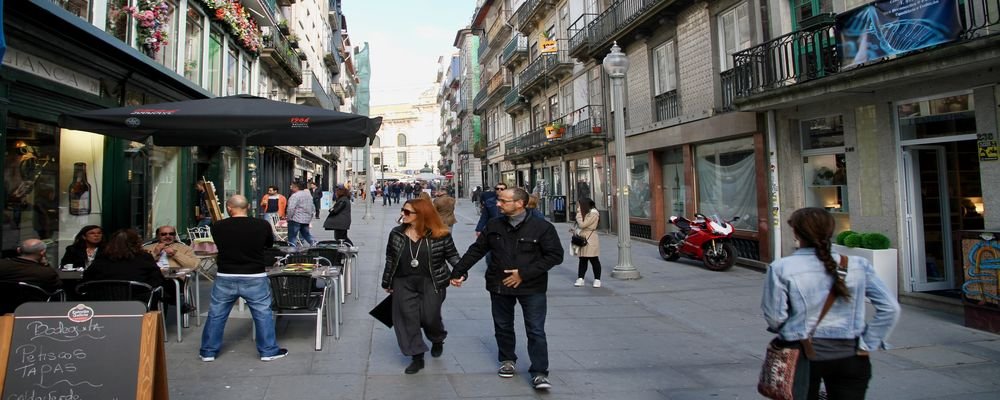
left=552, top=196, right=567, bottom=222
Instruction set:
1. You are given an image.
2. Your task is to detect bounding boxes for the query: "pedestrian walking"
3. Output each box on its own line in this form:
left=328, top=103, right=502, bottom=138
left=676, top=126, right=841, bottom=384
left=761, top=207, right=900, bottom=400
left=199, top=195, right=287, bottom=362
left=323, top=187, right=352, bottom=245
left=286, top=181, right=315, bottom=246
left=571, top=198, right=602, bottom=288
left=475, top=183, right=504, bottom=236
left=310, top=181, right=322, bottom=218
left=194, top=180, right=213, bottom=227
left=370, top=182, right=378, bottom=204
left=381, top=199, right=461, bottom=374
left=471, top=185, right=481, bottom=204
left=382, top=183, right=391, bottom=206
left=449, top=187, right=564, bottom=391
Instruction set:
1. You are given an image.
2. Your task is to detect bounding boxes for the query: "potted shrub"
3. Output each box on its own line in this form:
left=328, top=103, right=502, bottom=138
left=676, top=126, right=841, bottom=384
left=287, top=34, right=299, bottom=48
left=832, top=231, right=898, bottom=297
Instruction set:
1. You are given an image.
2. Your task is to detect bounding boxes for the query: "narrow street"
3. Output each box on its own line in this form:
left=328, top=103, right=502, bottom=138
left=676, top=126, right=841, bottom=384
left=164, top=199, right=1000, bottom=399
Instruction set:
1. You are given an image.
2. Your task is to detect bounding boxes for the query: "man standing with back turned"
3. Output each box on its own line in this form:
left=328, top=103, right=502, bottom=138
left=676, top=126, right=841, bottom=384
left=286, top=181, right=315, bottom=246
left=199, top=195, right=287, bottom=362
left=449, top=187, right=564, bottom=390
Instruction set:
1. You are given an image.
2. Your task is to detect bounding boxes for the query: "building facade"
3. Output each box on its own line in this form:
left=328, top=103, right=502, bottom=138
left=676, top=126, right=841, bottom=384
left=372, top=89, right=443, bottom=184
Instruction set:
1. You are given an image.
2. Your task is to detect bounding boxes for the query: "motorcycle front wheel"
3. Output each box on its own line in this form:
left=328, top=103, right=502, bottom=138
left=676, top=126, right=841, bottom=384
left=703, top=241, right=737, bottom=271
left=658, top=235, right=681, bottom=261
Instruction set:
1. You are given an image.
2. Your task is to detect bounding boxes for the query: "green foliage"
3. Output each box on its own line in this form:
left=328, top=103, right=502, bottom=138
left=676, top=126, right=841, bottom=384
left=836, top=230, right=856, bottom=246
left=861, top=233, right=891, bottom=250
left=843, top=233, right=862, bottom=248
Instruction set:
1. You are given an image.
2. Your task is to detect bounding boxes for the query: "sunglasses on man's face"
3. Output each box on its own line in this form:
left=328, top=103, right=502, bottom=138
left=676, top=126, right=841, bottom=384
left=495, top=187, right=506, bottom=191
left=400, top=209, right=417, bottom=216
left=160, top=232, right=177, bottom=237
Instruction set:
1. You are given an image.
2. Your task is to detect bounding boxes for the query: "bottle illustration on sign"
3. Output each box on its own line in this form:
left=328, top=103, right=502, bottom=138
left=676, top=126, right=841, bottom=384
left=69, top=162, right=92, bottom=215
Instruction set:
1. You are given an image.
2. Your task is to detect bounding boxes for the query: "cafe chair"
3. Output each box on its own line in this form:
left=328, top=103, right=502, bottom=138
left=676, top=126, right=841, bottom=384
left=76, top=280, right=164, bottom=311
left=267, top=214, right=288, bottom=242
left=0, top=281, right=65, bottom=315
left=269, top=274, right=329, bottom=350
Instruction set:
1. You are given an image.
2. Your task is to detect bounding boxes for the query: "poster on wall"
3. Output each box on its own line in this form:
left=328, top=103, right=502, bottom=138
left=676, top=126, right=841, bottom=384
left=836, top=0, right=961, bottom=69
left=978, top=133, right=998, bottom=161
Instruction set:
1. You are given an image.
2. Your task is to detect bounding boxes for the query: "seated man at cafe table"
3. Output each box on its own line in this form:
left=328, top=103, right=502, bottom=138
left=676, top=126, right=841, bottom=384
left=200, top=194, right=287, bottom=363
left=0, top=238, right=61, bottom=292
left=143, top=225, right=199, bottom=270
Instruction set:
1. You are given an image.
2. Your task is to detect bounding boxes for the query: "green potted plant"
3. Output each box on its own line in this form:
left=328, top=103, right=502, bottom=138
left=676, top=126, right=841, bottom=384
left=814, top=166, right=834, bottom=185
left=833, top=231, right=897, bottom=297
left=287, top=34, right=299, bottom=48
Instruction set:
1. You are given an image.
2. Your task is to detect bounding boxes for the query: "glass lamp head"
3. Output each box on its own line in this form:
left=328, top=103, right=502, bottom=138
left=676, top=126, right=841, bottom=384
left=602, top=42, right=629, bottom=77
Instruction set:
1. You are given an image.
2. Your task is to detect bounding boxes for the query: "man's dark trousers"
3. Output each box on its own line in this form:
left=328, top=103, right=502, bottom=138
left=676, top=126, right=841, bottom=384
left=490, top=292, right=548, bottom=377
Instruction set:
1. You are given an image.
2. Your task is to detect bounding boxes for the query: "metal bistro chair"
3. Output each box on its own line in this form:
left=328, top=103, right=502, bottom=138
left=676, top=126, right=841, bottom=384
left=187, top=226, right=218, bottom=281
left=269, top=274, right=330, bottom=350
left=267, top=214, right=289, bottom=242
left=0, top=281, right=65, bottom=315
left=76, top=280, right=167, bottom=341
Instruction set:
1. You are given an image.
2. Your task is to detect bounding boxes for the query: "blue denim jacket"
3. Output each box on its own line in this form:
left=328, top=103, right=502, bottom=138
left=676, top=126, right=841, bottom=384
left=761, top=248, right=901, bottom=351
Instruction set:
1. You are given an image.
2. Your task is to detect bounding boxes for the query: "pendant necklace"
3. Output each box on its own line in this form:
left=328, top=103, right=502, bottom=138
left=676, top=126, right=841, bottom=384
left=408, top=235, right=422, bottom=268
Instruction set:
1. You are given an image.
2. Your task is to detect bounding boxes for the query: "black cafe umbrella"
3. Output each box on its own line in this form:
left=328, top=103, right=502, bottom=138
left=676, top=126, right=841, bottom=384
left=59, top=94, right=382, bottom=147
left=59, top=94, right=382, bottom=192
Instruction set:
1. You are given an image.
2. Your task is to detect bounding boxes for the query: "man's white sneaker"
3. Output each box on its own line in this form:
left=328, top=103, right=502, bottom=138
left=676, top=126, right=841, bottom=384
left=593, top=279, right=602, bottom=288
left=574, top=278, right=584, bottom=287
left=199, top=355, right=215, bottom=362
left=531, top=375, right=552, bottom=390
left=260, top=348, right=288, bottom=361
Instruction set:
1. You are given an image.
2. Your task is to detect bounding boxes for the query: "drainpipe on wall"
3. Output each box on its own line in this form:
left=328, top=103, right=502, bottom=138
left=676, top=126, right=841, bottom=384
left=767, top=110, right=781, bottom=261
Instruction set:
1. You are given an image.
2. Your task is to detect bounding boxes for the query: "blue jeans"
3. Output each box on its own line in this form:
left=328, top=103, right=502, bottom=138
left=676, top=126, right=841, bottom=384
left=490, top=292, right=548, bottom=376
left=200, top=275, right=281, bottom=358
left=286, top=220, right=313, bottom=246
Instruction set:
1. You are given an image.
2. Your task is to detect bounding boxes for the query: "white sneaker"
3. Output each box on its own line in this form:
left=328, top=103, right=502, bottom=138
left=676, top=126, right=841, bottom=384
left=593, top=279, right=602, bottom=288
left=574, top=278, right=584, bottom=287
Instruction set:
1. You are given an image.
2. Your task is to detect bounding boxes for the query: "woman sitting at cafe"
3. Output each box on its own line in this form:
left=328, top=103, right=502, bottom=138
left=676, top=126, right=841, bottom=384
left=83, top=228, right=165, bottom=292
left=60, top=225, right=104, bottom=269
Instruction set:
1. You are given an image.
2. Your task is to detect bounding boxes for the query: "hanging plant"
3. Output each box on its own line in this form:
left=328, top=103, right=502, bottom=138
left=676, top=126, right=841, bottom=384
left=120, top=0, right=171, bottom=55
left=197, top=0, right=263, bottom=56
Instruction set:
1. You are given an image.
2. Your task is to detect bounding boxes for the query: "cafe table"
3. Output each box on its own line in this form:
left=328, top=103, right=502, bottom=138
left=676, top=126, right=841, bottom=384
left=266, top=263, right=341, bottom=339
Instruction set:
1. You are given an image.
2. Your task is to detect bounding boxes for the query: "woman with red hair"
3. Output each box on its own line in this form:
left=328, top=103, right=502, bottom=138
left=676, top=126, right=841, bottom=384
left=380, top=198, right=461, bottom=374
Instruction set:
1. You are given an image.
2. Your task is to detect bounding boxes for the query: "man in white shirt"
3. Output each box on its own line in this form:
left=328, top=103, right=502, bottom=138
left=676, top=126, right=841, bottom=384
left=286, top=181, right=315, bottom=246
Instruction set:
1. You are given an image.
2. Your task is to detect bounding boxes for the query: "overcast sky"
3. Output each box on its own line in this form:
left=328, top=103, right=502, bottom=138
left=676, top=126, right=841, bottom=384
left=342, top=1, right=477, bottom=106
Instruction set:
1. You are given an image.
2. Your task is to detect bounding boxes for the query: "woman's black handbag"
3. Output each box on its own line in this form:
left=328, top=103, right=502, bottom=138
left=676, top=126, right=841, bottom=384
left=571, top=234, right=589, bottom=247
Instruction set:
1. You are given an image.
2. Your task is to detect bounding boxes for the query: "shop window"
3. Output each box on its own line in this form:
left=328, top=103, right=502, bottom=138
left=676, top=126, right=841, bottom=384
left=3, top=118, right=60, bottom=264
left=184, top=5, right=204, bottom=85
left=226, top=44, right=239, bottom=96
left=153, top=0, right=179, bottom=70
left=695, top=137, right=757, bottom=231
left=397, top=134, right=407, bottom=147
left=627, top=153, right=651, bottom=219
left=660, top=147, right=685, bottom=217
left=800, top=115, right=844, bottom=150
left=897, top=93, right=976, bottom=141
left=59, top=0, right=91, bottom=21
left=240, top=57, right=252, bottom=94
left=718, top=2, right=751, bottom=71
left=397, top=152, right=407, bottom=167
left=803, top=153, right=848, bottom=211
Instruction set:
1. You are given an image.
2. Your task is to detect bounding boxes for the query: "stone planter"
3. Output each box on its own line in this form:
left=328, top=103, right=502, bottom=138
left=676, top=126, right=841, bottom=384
left=833, top=244, right=898, bottom=298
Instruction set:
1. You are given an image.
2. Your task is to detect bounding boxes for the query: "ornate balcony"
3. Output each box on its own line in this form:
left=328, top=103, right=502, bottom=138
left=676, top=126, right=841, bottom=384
left=486, top=6, right=512, bottom=49
left=719, top=69, right=736, bottom=112
left=474, top=69, right=513, bottom=114
left=507, top=105, right=607, bottom=162
left=504, top=85, right=529, bottom=114
left=582, top=0, right=682, bottom=60
left=261, top=29, right=303, bottom=86
left=512, top=0, right=555, bottom=35
left=501, top=34, right=528, bottom=68
left=544, top=43, right=573, bottom=79
left=568, top=14, right=596, bottom=60
left=518, top=55, right=547, bottom=95
left=654, top=90, right=680, bottom=122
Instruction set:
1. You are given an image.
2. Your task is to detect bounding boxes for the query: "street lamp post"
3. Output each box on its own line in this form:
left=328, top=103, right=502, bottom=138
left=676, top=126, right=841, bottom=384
left=604, top=42, right=640, bottom=280
left=361, top=144, right=374, bottom=220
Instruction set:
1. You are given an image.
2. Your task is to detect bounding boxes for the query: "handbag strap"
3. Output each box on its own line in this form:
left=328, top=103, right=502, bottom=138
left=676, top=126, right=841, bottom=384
left=802, top=255, right=848, bottom=358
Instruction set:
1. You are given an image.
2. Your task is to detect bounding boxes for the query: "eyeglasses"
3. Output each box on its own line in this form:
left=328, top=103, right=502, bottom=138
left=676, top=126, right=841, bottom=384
left=497, top=198, right=515, bottom=203
left=494, top=187, right=506, bottom=191
left=160, top=232, right=177, bottom=237
left=400, top=209, right=417, bottom=216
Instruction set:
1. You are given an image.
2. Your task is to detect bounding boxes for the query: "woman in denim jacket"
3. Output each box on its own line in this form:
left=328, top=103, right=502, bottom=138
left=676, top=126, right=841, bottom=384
left=762, top=208, right=900, bottom=399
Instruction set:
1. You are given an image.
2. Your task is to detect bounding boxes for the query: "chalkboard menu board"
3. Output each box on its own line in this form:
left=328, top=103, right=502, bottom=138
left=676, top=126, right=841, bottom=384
left=2, top=302, right=146, bottom=399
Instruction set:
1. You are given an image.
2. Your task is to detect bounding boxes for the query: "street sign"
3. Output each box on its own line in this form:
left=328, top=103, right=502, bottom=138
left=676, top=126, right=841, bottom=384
left=445, top=172, right=454, bottom=179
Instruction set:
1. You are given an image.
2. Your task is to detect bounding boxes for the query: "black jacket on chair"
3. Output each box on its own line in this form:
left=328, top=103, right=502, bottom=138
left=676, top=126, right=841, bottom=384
left=381, top=225, right=461, bottom=291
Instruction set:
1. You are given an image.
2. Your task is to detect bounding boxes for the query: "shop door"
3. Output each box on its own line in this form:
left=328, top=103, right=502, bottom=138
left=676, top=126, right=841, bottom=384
left=903, top=142, right=984, bottom=292
left=125, top=149, right=150, bottom=239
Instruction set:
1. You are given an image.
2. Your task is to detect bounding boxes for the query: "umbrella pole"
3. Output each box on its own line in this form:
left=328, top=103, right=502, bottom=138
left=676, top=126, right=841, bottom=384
left=239, top=137, right=247, bottom=199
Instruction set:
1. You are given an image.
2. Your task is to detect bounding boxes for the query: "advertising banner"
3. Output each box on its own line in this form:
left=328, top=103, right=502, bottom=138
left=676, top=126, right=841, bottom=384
left=837, top=0, right=961, bottom=68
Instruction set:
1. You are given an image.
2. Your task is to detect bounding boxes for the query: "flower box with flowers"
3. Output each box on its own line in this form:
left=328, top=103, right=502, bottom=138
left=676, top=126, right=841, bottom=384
left=117, top=0, right=171, bottom=55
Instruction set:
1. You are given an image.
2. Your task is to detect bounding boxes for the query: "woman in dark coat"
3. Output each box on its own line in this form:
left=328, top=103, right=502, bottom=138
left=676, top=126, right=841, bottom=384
left=380, top=198, right=461, bottom=375
left=83, top=229, right=165, bottom=291
left=60, top=225, right=104, bottom=269
left=323, top=187, right=352, bottom=245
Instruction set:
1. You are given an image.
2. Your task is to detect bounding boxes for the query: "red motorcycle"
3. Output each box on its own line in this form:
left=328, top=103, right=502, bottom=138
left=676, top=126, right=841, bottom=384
left=658, top=213, right=740, bottom=271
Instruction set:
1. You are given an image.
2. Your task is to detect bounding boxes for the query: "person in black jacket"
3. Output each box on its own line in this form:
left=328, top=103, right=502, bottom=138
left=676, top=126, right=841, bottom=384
left=60, top=225, right=104, bottom=269
left=381, top=198, right=460, bottom=375
left=83, top=229, right=165, bottom=293
left=323, top=187, right=352, bottom=245
left=449, top=187, right=564, bottom=391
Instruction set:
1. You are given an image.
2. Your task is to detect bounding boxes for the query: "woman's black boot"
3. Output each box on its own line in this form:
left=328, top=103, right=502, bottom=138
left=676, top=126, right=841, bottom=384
left=405, top=354, right=425, bottom=374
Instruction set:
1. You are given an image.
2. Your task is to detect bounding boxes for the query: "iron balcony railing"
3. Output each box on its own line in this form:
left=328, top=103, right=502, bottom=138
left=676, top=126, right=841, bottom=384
left=486, top=69, right=512, bottom=95
left=261, top=29, right=304, bottom=85
left=513, top=0, right=552, bottom=34
left=473, top=87, right=490, bottom=113
left=589, top=0, right=668, bottom=49
left=654, top=90, right=680, bottom=122
left=543, top=42, right=573, bottom=77
left=478, top=35, right=490, bottom=63
left=720, top=69, right=736, bottom=112
left=504, top=138, right=520, bottom=157
left=519, top=55, right=547, bottom=92
left=564, top=105, right=606, bottom=140
left=486, top=6, right=513, bottom=48
left=501, top=34, right=528, bottom=66
left=568, top=13, right=596, bottom=58
left=734, top=0, right=1000, bottom=98
left=521, top=127, right=547, bottom=153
